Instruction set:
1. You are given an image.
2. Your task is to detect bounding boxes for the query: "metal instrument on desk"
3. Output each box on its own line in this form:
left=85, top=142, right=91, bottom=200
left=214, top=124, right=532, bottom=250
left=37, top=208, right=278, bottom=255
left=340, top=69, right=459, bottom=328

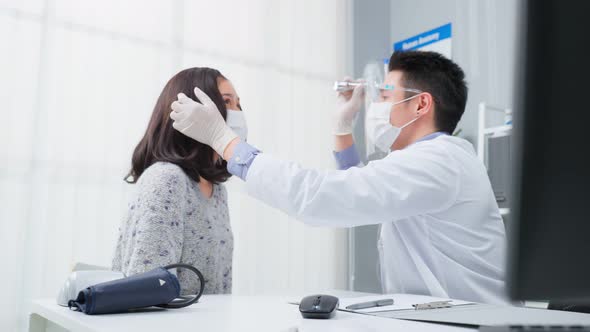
left=345, top=298, right=394, bottom=310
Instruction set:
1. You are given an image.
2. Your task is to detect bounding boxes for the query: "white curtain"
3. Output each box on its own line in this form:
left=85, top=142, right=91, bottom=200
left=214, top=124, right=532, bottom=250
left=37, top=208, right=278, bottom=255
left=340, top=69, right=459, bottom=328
left=0, top=0, right=351, bottom=330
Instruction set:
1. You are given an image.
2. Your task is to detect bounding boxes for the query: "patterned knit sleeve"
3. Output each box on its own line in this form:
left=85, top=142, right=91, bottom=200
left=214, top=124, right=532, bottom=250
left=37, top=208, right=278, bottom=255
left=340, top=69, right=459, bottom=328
left=122, top=163, right=189, bottom=276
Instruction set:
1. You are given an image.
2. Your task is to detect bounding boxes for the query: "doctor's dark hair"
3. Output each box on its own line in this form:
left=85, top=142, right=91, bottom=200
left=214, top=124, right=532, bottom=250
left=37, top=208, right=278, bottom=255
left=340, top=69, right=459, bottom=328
left=125, top=67, right=231, bottom=184
left=388, top=51, right=468, bottom=134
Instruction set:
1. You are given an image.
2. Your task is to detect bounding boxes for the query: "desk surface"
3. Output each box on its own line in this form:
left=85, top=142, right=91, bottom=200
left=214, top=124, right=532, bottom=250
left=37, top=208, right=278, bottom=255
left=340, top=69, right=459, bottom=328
left=30, top=291, right=475, bottom=332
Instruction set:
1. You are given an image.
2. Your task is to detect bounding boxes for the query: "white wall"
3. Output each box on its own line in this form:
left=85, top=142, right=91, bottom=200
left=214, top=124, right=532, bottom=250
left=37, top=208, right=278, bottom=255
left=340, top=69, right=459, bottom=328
left=0, top=1, right=350, bottom=330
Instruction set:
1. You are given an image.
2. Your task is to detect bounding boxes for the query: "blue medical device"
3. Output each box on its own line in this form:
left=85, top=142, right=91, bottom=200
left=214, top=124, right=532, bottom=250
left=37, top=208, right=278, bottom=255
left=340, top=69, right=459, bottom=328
left=68, top=264, right=204, bottom=315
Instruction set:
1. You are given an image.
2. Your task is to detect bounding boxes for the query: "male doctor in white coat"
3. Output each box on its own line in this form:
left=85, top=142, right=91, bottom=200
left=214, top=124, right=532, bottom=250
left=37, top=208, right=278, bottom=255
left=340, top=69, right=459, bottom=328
left=169, top=51, right=508, bottom=304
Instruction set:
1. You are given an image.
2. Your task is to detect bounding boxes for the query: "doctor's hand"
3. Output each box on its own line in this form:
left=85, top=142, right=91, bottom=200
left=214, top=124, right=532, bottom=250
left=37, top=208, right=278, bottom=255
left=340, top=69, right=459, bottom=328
left=334, top=77, right=364, bottom=135
left=170, top=87, right=238, bottom=157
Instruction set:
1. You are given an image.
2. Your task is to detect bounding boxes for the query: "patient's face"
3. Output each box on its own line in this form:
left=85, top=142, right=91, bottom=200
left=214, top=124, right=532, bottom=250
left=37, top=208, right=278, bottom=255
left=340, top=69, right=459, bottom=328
left=218, top=78, right=241, bottom=111
left=211, top=78, right=241, bottom=163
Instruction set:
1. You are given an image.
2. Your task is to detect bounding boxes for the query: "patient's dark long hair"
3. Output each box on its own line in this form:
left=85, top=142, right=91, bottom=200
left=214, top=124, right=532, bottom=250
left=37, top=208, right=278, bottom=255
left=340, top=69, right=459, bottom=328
left=125, top=67, right=231, bottom=184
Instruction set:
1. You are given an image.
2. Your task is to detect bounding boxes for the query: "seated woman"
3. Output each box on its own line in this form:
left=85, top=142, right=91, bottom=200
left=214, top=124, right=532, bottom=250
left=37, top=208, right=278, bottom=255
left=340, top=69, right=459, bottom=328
left=112, top=67, right=247, bottom=294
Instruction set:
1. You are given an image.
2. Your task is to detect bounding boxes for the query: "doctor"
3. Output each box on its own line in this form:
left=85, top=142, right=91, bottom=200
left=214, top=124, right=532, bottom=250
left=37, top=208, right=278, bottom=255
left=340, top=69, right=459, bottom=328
left=169, top=51, right=507, bottom=304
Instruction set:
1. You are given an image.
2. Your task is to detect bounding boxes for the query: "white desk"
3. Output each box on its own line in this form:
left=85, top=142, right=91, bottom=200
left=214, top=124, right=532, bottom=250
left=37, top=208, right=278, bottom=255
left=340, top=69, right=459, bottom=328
left=29, top=291, right=475, bottom=332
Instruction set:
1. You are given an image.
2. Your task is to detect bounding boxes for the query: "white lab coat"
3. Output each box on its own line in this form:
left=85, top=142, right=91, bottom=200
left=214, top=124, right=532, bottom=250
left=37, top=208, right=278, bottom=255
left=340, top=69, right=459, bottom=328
left=244, top=135, right=507, bottom=305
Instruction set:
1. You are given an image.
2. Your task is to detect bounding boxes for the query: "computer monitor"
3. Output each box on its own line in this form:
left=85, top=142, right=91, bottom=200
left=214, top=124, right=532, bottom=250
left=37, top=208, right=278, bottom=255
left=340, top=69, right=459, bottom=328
left=508, top=0, right=590, bottom=301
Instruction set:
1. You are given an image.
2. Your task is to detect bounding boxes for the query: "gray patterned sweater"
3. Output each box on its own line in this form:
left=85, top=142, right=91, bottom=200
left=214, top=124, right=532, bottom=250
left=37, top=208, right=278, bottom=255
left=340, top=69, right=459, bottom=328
left=112, top=162, right=233, bottom=294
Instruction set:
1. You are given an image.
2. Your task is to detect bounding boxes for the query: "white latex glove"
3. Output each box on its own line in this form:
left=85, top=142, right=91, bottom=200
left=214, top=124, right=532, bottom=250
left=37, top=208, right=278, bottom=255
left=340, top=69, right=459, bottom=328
left=334, top=78, right=365, bottom=135
left=170, top=87, right=238, bottom=156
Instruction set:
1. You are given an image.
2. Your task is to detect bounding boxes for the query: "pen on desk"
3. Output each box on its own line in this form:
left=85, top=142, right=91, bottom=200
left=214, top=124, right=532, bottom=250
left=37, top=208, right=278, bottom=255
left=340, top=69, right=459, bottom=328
left=345, top=298, right=394, bottom=310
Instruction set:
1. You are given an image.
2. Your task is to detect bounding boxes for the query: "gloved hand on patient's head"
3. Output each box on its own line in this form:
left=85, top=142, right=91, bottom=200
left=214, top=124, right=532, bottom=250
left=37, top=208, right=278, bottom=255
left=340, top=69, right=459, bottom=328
left=170, top=87, right=238, bottom=156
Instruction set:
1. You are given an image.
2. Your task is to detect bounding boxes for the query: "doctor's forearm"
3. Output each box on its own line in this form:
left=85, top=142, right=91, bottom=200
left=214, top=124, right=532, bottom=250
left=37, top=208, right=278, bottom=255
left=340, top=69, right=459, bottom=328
left=333, top=134, right=360, bottom=170
left=225, top=140, right=262, bottom=181
left=334, top=134, right=354, bottom=152
left=223, top=138, right=240, bottom=161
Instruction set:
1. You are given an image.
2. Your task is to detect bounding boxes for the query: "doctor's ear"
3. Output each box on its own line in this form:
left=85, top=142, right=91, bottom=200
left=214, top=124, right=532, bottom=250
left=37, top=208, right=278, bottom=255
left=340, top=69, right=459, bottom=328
left=415, top=92, right=433, bottom=116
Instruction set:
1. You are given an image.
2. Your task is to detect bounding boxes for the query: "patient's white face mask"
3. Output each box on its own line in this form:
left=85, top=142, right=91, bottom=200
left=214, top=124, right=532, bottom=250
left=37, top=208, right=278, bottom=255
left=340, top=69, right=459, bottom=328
left=226, top=110, right=248, bottom=142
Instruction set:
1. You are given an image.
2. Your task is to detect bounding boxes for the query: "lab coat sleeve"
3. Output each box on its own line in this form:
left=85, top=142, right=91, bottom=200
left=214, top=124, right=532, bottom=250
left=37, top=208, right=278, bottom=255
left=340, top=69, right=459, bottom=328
left=244, top=144, right=461, bottom=227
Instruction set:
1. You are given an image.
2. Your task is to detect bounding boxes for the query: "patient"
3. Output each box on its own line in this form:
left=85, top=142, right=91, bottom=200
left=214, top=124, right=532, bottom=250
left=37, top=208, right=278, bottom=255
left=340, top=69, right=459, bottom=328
left=112, top=67, right=245, bottom=294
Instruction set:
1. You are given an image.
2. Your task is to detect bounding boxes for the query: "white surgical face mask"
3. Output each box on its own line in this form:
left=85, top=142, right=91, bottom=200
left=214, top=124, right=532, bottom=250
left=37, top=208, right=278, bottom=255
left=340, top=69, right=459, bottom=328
left=226, top=109, right=248, bottom=142
left=365, top=94, right=421, bottom=152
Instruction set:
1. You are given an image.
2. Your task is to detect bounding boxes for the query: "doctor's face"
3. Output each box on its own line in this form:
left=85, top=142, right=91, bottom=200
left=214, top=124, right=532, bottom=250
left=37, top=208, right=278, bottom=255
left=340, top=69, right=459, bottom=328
left=379, top=70, right=420, bottom=129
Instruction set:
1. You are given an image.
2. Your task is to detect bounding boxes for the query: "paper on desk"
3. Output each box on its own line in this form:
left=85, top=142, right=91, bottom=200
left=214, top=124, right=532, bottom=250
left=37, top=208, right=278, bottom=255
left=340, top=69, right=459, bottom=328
left=338, top=293, right=474, bottom=313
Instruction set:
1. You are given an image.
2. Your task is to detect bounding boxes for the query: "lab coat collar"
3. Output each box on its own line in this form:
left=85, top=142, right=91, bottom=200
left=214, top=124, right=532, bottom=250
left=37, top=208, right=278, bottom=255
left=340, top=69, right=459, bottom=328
left=407, top=131, right=449, bottom=148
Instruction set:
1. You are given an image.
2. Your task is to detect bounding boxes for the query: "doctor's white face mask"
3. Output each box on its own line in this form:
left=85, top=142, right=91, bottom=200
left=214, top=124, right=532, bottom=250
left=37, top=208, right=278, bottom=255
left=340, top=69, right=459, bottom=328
left=226, top=109, right=248, bottom=142
left=365, top=94, right=421, bottom=153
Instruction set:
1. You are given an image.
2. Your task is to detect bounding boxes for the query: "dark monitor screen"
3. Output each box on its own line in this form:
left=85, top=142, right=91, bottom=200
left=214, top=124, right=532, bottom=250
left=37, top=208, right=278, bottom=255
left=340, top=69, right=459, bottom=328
left=509, top=0, right=590, bottom=301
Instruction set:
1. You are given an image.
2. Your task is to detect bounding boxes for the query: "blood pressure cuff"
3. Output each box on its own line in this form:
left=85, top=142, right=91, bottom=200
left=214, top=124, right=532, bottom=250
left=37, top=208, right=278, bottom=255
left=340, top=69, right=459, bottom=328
left=68, top=267, right=181, bottom=315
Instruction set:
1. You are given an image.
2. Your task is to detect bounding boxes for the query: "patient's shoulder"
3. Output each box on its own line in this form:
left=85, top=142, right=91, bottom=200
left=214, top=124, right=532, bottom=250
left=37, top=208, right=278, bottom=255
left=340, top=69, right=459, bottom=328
left=136, top=162, right=192, bottom=193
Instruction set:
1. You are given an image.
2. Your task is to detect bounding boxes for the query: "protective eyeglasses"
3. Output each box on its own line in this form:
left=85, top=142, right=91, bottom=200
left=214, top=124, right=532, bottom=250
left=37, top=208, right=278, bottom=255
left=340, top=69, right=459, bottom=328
left=379, top=84, right=422, bottom=94
left=333, top=81, right=422, bottom=94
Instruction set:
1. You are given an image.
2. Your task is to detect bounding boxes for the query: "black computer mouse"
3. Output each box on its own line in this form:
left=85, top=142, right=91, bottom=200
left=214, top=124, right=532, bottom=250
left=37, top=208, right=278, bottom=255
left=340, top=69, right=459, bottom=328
left=299, top=294, right=339, bottom=319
